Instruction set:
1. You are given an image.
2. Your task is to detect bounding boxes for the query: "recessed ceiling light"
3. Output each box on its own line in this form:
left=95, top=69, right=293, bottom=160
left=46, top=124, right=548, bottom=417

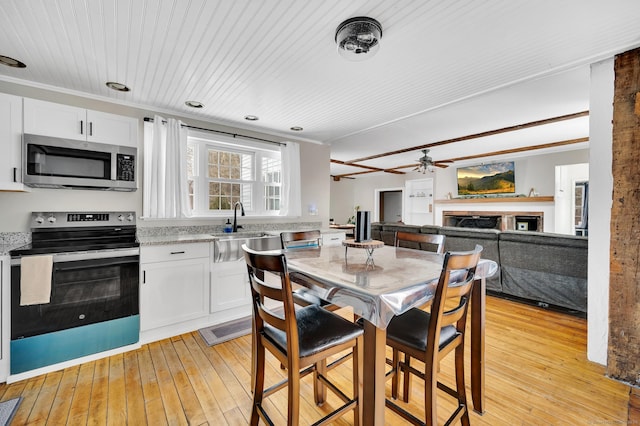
left=106, top=81, right=130, bottom=92
left=244, top=115, right=259, bottom=121
left=0, top=55, right=26, bottom=68
left=185, top=100, right=204, bottom=108
left=290, top=126, right=304, bottom=131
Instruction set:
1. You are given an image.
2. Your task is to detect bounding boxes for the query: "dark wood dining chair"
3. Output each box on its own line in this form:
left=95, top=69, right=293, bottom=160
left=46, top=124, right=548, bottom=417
left=280, top=230, right=342, bottom=312
left=395, top=231, right=445, bottom=254
left=385, top=245, right=483, bottom=426
left=243, top=244, right=363, bottom=426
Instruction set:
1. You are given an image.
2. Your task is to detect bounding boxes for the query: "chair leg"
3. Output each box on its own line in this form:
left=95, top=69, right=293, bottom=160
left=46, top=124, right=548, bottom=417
left=288, top=365, right=301, bottom=426
left=402, top=354, right=412, bottom=403
left=314, top=358, right=327, bottom=405
left=391, top=348, right=400, bottom=399
left=455, top=345, right=471, bottom=426
left=251, top=321, right=256, bottom=392
left=353, top=336, right=363, bottom=426
left=251, top=342, right=265, bottom=426
left=425, top=361, right=438, bottom=426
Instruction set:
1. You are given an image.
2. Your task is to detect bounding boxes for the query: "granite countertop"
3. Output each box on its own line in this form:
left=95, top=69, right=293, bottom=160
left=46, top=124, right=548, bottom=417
left=1, top=232, right=31, bottom=256
left=137, top=228, right=345, bottom=246
left=137, top=233, right=220, bottom=246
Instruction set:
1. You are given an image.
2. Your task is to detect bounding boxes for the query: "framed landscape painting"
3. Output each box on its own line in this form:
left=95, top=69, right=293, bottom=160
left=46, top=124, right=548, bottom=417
left=457, top=161, right=515, bottom=196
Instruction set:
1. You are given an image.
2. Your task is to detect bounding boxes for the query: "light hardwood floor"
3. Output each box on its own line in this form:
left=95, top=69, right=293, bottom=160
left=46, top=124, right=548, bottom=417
left=1, top=296, right=631, bottom=425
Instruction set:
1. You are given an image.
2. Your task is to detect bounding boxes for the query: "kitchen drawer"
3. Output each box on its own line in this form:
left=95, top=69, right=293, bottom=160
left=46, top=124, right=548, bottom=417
left=141, top=242, right=210, bottom=263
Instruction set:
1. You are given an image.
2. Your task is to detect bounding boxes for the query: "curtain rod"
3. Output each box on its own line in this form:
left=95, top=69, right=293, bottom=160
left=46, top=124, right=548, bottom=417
left=143, top=116, right=285, bottom=147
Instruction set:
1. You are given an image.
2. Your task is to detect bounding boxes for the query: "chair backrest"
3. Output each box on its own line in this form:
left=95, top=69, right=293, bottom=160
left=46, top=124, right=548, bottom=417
left=427, top=245, right=482, bottom=360
left=280, top=230, right=322, bottom=249
left=395, top=231, right=445, bottom=254
left=242, top=245, right=300, bottom=359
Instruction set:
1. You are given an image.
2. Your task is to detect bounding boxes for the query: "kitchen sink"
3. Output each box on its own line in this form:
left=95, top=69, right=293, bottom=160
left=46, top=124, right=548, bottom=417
left=212, top=232, right=281, bottom=262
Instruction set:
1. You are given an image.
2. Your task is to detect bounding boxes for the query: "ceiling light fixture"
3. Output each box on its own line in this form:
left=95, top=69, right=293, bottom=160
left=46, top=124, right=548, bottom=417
left=106, top=81, right=130, bottom=92
left=415, top=149, right=436, bottom=174
left=335, top=17, right=382, bottom=61
left=185, top=100, right=204, bottom=108
left=413, top=149, right=452, bottom=173
left=290, top=126, right=303, bottom=131
left=0, top=55, right=26, bottom=68
left=244, top=115, right=259, bottom=121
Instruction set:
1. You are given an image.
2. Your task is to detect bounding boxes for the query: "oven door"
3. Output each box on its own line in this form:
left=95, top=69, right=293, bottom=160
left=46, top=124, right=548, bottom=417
left=11, top=248, right=139, bottom=340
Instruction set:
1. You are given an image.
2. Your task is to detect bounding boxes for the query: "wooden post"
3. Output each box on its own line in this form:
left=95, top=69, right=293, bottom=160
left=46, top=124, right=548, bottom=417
left=609, top=47, right=640, bottom=387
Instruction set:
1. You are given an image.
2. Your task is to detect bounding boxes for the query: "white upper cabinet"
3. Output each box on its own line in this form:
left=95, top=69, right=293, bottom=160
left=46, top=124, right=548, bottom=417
left=86, top=110, right=138, bottom=146
left=23, top=98, right=138, bottom=147
left=0, top=93, right=26, bottom=191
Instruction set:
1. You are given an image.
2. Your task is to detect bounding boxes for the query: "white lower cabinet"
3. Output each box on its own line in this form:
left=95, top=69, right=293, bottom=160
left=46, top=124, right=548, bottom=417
left=0, top=256, right=9, bottom=382
left=210, top=259, right=252, bottom=321
left=140, top=243, right=210, bottom=332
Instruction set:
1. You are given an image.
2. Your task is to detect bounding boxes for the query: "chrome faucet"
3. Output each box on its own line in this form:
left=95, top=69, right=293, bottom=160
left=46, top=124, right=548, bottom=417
left=232, top=201, right=245, bottom=232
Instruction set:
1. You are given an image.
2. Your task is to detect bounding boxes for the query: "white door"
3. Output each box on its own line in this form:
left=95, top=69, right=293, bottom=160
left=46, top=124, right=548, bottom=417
left=404, top=178, right=434, bottom=226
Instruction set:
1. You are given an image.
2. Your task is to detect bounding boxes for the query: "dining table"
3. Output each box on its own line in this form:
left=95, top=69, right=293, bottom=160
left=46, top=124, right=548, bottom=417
left=285, top=242, right=498, bottom=426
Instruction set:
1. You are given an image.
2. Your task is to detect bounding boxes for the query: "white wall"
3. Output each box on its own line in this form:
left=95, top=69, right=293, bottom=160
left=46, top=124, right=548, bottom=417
left=434, top=150, right=589, bottom=200
left=587, top=58, right=614, bottom=365
left=0, top=81, right=328, bottom=232
left=330, top=173, right=406, bottom=224
left=331, top=149, right=589, bottom=229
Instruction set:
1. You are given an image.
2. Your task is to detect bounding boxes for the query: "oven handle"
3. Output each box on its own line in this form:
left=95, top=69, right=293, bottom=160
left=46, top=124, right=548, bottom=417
left=11, top=248, right=140, bottom=266
left=53, top=255, right=139, bottom=272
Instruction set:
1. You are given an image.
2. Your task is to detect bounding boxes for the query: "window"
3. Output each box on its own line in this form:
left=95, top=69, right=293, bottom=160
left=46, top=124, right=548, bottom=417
left=187, top=131, right=282, bottom=216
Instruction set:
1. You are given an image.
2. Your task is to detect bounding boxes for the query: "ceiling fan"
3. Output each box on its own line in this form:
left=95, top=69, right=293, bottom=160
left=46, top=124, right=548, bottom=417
left=413, top=149, right=452, bottom=173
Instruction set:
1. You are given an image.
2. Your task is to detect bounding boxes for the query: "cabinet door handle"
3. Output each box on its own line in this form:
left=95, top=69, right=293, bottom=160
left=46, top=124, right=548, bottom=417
left=89, top=122, right=93, bottom=136
left=143, top=270, right=146, bottom=284
left=170, top=251, right=185, bottom=255
left=13, top=167, right=17, bottom=183
left=80, top=120, right=84, bottom=135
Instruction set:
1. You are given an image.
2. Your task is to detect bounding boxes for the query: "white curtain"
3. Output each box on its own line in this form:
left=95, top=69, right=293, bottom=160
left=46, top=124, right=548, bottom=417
left=143, top=115, right=192, bottom=218
left=279, top=141, right=302, bottom=216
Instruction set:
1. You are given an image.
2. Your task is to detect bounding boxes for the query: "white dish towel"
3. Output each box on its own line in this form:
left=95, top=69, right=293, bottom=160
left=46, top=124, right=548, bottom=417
left=20, top=255, right=53, bottom=305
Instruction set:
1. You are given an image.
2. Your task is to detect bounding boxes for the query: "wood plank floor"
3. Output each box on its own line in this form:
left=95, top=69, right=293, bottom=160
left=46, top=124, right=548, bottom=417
left=1, top=296, right=631, bottom=425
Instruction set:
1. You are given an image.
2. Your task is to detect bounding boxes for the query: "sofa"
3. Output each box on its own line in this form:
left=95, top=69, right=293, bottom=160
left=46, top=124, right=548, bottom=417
left=371, top=222, right=588, bottom=315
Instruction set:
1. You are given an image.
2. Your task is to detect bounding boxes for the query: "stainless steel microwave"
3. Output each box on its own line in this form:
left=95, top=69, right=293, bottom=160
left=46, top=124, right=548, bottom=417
left=23, top=134, right=137, bottom=191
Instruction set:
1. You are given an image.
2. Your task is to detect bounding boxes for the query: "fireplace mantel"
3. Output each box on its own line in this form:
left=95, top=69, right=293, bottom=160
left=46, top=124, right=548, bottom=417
left=437, top=196, right=554, bottom=204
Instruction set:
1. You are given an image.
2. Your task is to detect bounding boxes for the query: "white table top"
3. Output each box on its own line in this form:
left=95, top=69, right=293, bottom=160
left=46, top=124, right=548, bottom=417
left=285, top=245, right=497, bottom=328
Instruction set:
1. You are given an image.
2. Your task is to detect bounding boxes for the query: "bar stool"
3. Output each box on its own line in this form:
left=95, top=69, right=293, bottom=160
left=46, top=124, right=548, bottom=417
left=395, top=231, right=445, bottom=254
left=385, top=245, right=482, bottom=426
left=243, top=244, right=363, bottom=426
left=281, top=230, right=342, bottom=312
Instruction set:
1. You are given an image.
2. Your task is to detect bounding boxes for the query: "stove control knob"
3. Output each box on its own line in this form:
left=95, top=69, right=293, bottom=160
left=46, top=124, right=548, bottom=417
left=47, top=215, right=57, bottom=224
left=35, top=215, right=45, bottom=224
left=118, top=214, right=125, bottom=221
left=127, top=214, right=134, bottom=222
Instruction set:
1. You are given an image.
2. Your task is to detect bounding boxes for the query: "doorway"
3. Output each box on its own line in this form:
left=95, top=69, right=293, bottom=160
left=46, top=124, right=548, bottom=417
left=374, top=188, right=403, bottom=223
left=555, top=163, right=589, bottom=235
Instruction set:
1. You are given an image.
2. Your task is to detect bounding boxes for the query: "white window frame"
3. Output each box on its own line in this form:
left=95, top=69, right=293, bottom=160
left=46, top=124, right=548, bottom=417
left=187, top=130, right=283, bottom=217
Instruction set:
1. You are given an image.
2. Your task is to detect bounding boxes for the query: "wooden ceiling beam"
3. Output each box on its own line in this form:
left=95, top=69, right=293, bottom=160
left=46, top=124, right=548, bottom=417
left=330, top=158, right=405, bottom=174
left=433, top=136, right=589, bottom=164
left=338, top=110, right=589, bottom=165
left=334, top=137, right=589, bottom=179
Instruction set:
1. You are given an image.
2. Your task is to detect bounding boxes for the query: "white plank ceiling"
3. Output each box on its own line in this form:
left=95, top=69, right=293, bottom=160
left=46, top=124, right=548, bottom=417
left=1, top=0, right=639, bottom=177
